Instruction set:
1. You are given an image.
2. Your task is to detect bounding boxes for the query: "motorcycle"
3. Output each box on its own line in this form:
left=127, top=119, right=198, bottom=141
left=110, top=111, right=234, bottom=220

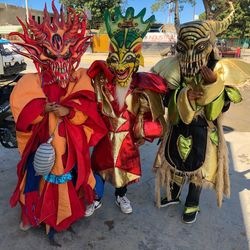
left=0, top=74, right=22, bottom=148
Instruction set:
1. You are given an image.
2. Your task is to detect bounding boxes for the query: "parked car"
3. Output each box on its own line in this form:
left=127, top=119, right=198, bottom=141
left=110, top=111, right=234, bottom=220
left=0, top=39, right=27, bottom=77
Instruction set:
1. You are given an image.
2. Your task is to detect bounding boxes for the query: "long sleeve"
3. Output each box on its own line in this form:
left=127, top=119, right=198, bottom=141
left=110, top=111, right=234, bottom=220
left=177, top=86, right=196, bottom=125
left=16, top=98, right=46, bottom=132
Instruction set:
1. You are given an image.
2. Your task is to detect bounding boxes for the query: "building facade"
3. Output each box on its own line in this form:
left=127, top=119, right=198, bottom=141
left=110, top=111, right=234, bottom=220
left=0, top=3, right=53, bottom=39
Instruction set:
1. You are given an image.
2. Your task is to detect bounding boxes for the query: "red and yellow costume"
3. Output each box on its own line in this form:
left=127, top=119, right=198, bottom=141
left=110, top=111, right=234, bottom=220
left=88, top=7, right=167, bottom=188
left=89, top=61, right=166, bottom=187
left=9, top=2, right=106, bottom=232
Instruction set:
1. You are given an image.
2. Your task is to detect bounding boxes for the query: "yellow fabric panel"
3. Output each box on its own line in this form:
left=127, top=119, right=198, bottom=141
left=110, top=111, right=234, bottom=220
left=83, top=125, right=93, bottom=143
left=87, top=170, right=96, bottom=189
left=201, top=132, right=218, bottom=183
left=215, top=59, right=250, bottom=86
left=70, top=110, right=88, bottom=125
left=99, top=167, right=140, bottom=188
left=39, top=178, right=45, bottom=196
left=50, top=115, right=66, bottom=176
left=16, top=130, right=32, bottom=155
left=19, top=171, right=27, bottom=205
left=177, top=87, right=196, bottom=124
left=31, top=115, right=44, bottom=125
left=65, top=68, right=94, bottom=98
left=142, top=90, right=165, bottom=121
left=56, top=183, right=72, bottom=225
left=10, top=73, right=45, bottom=123
left=10, top=74, right=45, bottom=154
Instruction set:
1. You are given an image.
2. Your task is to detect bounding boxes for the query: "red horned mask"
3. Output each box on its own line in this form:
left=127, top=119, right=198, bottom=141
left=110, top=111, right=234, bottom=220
left=10, top=1, right=90, bottom=88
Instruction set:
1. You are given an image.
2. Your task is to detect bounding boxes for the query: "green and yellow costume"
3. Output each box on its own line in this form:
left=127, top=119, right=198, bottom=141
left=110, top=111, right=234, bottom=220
left=153, top=2, right=250, bottom=208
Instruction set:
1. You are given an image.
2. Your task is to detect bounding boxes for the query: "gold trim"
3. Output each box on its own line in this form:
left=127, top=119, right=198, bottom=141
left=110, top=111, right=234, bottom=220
left=99, top=167, right=140, bottom=188
left=109, top=131, right=128, bottom=165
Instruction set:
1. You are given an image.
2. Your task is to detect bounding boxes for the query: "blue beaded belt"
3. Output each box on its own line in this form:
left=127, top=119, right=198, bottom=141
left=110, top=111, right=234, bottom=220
left=43, top=172, right=72, bottom=184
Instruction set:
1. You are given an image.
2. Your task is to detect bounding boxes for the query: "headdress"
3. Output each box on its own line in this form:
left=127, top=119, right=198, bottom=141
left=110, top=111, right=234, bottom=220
left=10, top=0, right=90, bottom=87
left=105, top=7, right=155, bottom=87
left=174, top=1, right=235, bottom=77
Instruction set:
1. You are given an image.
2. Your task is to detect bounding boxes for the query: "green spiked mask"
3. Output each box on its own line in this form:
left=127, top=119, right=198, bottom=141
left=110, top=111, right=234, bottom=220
left=105, top=7, right=155, bottom=87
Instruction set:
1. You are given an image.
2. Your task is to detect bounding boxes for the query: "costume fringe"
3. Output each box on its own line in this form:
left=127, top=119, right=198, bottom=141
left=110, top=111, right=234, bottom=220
left=154, top=115, right=230, bottom=208
left=215, top=115, right=230, bottom=207
left=153, top=131, right=172, bottom=208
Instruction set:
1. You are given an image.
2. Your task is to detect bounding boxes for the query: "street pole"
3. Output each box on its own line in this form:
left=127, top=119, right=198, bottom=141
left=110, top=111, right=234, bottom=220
left=193, top=2, right=196, bottom=20
left=25, top=0, right=29, bottom=23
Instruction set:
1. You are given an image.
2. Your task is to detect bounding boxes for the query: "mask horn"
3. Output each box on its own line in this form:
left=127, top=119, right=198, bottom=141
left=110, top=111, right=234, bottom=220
left=209, top=1, right=235, bottom=36
left=174, top=0, right=180, bottom=32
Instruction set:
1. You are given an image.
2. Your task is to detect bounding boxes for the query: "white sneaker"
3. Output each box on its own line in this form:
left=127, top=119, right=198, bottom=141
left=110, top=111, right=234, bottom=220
left=116, top=195, right=133, bottom=214
left=85, top=200, right=102, bottom=217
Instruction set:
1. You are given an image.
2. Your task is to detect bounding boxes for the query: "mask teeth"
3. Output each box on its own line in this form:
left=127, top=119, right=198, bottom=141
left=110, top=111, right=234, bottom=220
left=198, top=58, right=202, bottom=70
left=181, top=53, right=209, bottom=77
left=202, top=58, right=206, bottom=68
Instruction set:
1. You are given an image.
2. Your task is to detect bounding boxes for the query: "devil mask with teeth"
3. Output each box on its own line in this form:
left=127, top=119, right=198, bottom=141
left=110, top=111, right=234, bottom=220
left=175, top=2, right=235, bottom=78
left=105, top=7, right=155, bottom=87
left=10, top=1, right=90, bottom=88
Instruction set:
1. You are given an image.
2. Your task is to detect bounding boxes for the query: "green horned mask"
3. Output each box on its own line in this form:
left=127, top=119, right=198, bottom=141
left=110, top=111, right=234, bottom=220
left=175, top=2, right=235, bottom=77
left=105, top=7, right=155, bottom=87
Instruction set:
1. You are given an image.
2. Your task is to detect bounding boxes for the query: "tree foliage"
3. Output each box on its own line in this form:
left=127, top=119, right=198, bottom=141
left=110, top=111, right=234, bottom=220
left=151, top=0, right=250, bottom=39
left=221, top=0, right=250, bottom=39
left=151, top=0, right=195, bottom=14
left=199, top=0, right=250, bottom=38
left=60, top=0, right=124, bottom=29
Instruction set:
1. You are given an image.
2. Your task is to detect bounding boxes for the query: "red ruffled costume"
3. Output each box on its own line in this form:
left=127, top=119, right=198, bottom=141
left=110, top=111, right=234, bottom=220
left=10, top=69, right=107, bottom=231
left=88, top=61, right=167, bottom=188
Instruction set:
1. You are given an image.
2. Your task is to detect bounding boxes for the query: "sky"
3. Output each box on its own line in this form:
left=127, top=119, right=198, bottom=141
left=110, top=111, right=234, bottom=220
left=0, top=0, right=205, bottom=24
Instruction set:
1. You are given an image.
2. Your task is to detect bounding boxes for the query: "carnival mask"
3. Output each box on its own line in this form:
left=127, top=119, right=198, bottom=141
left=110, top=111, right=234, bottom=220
left=175, top=2, right=235, bottom=78
left=105, top=7, right=155, bottom=87
left=10, top=1, right=90, bottom=88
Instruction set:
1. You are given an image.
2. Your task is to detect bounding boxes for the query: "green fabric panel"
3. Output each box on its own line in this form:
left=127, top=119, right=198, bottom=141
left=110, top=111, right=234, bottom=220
left=168, top=88, right=180, bottom=125
left=205, top=91, right=225, bottom=121
left=177, top=135, right=192, bottom=161
left=114, top=30, right=125, bottom=48
left=225, top=86, right=242, bottom=104
left=125, top=30, right=139, bottom=49
left=210, top=129, right=219, bottom=146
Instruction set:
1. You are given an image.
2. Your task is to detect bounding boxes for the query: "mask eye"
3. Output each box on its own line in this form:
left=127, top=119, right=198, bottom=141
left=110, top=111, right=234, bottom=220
left=44, top=48, right=57, bottom=59
left=176, top=43, right=186, bottom=53
left=196, top=42, right=208, bottom=52
left=46, top=48, right=51, bottom=55
left=124, top=54, right=136, bottom=63
left=108, top=55, right=119, bottom=64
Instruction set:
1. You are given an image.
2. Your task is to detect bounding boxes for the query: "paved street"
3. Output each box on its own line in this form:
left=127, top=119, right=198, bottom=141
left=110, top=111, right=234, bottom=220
left=0, top=52, right=249, bottom=250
